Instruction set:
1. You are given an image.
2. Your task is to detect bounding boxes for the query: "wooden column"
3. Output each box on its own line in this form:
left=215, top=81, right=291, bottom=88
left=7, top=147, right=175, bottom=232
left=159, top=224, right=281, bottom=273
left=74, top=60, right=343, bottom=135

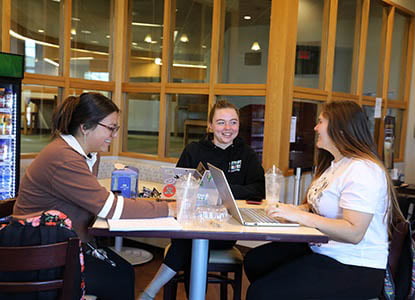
left=208, top=0, right=225, bottom=111
left=262, top=0, right=299, bottom=173
left=158, top=0, right=175, bottom=158
left=59, top=0, right=72, bottom=101
left=351, top=0, right=370, bottom=102
left=111, top=0, right=129, bottom=156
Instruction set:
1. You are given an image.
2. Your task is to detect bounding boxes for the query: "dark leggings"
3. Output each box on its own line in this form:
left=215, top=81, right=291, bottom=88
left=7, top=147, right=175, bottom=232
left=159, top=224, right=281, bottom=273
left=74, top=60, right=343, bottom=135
left=244, top=242, right=385, bottom=300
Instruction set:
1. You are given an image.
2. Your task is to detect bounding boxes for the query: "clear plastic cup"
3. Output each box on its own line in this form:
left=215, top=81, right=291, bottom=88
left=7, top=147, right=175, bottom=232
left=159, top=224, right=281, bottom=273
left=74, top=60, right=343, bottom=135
left=265, top=165, right=283, bottom=206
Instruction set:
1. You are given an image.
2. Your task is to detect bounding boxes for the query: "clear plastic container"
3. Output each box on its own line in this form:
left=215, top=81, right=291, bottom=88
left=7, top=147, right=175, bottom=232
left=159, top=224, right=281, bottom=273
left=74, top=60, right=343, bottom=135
left=265, top=165, right=283, bottom=205
left=175, top=174, right=199, bottom=224
left=194, top=205, right=230, bottom=225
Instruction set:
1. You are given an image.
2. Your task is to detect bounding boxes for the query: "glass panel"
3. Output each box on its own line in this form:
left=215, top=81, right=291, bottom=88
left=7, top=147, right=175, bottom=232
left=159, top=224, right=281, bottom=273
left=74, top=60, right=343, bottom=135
left=388, top=12, right=408, bottom=101
left=363, top=105, right=376, bottom=137
left=386, top=108, right=403, bottom=158
left=166, top=94, right=209, bottom=157
left=129, top=0, right=164, bottom=83
left=21, top=85, right=59, bottom=153
left=219, top=95, right=265, bottom=161
left=10, top=0, right=60, bottom=75
left=171, top=0, right=213, bottom=83
left=333, top=0, right=358, bottom=93
left=125, top=93, right=159, bottom=154
left=68, top=88, right=111, bottom=98
left=290, top=100, right=318, bottom=169
left=295, top=0, right=324, bottom=89
left=363, top=0, right=384, bottom=97
left=220, top=0, right=271, bottom=83
left=71, top=0, right=111, bottom=81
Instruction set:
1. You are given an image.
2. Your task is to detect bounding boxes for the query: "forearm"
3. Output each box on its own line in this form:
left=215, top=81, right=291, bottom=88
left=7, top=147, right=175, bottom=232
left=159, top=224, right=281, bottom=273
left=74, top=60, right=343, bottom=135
left=268, top=204, right=373, bottom=244
left=296, top=211, right=365, bottom=244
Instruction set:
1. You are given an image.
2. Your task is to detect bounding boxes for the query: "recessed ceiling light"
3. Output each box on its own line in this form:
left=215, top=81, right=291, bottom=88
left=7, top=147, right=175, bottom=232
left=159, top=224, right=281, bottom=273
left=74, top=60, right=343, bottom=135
left=81, top=30, right=91, bottom=34
left=180, top=34, right=189, bottom=43
left=71, top=17, right=80, bottom=22
left=243, top=15, right=252, bottom=20
left=52, top=0, right=60, bottom=2
left=38, top=29, right=45, bottom=33
left=106, top=35, right=110, bottom=39
left=251, top=41, right=261, bottom=51
left=144, top=34, right=152, bottom=43
left=71, top=28, right=76, bottom=35
left=132, top=42, right=138, bottom=46
left=201, top=45, right=207, bottom=49
left=91, top=40, right=99, bottom=44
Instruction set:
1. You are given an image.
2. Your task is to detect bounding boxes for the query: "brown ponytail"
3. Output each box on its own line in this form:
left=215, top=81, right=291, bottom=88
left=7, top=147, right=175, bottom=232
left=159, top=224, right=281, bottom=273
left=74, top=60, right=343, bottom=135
left=51, top=93, right=119, bottom=138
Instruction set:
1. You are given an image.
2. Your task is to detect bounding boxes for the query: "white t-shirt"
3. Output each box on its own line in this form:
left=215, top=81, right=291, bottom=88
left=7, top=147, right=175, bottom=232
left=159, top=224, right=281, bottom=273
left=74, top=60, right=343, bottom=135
left=307, top=157, right=388, bottom=269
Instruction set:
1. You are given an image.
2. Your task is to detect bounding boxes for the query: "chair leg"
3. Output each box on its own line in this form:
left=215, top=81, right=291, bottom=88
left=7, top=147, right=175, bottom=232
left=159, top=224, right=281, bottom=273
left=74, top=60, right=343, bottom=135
left=233, top=266, right=243, bottom=300
left=220, top=272, right=228, bottom=300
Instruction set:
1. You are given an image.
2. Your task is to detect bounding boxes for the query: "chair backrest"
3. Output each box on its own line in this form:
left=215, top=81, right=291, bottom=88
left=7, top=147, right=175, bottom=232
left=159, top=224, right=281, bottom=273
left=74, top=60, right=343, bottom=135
left=0, top=236, right=80, bottom=300
left=388, top=220, right=409, bottom=277
left=0, top=198, right=16, bottom=218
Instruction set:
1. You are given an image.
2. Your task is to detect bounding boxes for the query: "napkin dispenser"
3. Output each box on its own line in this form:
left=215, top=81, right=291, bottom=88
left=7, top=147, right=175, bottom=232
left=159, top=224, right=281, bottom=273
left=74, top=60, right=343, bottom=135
left=111, top=164, right=139, bottom=198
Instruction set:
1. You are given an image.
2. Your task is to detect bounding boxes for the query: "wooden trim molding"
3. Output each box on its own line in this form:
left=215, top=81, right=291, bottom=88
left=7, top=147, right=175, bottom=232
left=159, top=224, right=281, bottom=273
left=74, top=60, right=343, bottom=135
left=1, top=0, right=11, bottom=52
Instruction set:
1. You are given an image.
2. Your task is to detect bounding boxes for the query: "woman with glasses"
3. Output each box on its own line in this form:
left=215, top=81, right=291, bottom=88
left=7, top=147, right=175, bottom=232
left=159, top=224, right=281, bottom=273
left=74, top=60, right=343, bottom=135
left=13, top=93, right=175, bottom=300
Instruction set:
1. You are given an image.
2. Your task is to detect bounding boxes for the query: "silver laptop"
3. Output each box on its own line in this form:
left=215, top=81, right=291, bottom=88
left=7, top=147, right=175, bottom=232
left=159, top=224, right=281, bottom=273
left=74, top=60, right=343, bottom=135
left=208, top=163, right=299, bottom=227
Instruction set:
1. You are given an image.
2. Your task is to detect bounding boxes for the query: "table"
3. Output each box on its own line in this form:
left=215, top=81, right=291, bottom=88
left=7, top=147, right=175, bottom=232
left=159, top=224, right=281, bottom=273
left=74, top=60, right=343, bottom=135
left=89, top=201, right=328, bottom=300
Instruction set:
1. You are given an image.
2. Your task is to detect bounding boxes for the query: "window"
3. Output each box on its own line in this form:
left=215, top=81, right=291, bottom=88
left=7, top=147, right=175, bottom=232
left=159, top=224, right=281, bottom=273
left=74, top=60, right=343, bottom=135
left=128, top=0, right=164, bottom=83
left=333, top=0, right=358, bottom=93
left=363, top=0, right=384, bottom=97
left=295, top=0, right=325, bottom=89
left=10, top=0, right=61, bottom=75
left=220, top=0, right=271, bottom=83
left=125, top=93, right=160, bottom=155
left=388, top=11, right=410, bottom=101
left=21, top=84, right=59, bottom=153
left=71, top=0, right=112, bottom=81
left=171, top=0, right=213, bottom=83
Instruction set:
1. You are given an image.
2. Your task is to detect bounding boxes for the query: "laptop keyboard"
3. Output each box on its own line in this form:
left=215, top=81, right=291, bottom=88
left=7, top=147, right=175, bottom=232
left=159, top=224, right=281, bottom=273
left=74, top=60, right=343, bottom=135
left=240, top=208, right=279, bottom=224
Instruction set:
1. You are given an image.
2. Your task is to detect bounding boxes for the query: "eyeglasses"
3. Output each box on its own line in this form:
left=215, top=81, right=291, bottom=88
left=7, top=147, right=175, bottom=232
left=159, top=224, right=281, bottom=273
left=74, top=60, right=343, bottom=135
left=97, top=122, right=120, bottom=135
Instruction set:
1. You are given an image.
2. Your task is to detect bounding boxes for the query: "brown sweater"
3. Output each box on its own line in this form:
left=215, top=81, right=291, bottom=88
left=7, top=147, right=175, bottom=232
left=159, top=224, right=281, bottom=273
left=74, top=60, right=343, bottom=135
left=14, top=137, right=168, bottom=241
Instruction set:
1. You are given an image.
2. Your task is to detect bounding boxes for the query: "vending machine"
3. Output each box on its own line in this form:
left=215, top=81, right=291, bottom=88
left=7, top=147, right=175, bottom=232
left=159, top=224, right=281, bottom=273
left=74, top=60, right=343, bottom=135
left=0, top=52, right=24, bottom=200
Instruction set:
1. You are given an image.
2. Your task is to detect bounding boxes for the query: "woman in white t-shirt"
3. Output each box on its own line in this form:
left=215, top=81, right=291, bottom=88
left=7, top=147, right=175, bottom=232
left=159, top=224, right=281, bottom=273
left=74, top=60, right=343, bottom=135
left=243, top=100, right=405, bottom=299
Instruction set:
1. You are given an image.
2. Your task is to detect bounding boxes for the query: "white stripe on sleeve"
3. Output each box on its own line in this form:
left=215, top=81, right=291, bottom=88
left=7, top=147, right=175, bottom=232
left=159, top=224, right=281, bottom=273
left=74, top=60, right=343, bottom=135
left=97, top=191, right=114, bottom=218
left=111, top=195, right=124, bottom=220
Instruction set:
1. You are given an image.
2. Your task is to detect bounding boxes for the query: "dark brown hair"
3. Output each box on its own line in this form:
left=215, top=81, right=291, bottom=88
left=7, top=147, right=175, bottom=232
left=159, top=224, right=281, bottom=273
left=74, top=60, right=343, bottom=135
left=208, top=99, right=239, bottom=124
left=314, top=100, right=405, bottom=235
left=52, top=92, right=119, bottom=138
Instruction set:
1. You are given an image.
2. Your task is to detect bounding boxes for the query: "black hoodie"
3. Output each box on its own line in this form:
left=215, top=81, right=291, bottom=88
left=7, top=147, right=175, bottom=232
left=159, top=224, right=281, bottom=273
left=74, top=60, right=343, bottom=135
left=177, top=134, right=265, bottom=201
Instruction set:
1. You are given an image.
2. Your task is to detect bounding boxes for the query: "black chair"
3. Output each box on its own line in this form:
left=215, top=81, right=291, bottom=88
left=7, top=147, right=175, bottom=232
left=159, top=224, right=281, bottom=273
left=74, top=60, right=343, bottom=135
left=380, top=220, right=412, bottom=299
left=163, top=245, right=243, bottom=300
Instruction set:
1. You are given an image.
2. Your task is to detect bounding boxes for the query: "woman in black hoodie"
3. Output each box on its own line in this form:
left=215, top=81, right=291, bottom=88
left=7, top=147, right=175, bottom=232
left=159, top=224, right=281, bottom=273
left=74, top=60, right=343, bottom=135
left=140, top=100, right=265, bottom=300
